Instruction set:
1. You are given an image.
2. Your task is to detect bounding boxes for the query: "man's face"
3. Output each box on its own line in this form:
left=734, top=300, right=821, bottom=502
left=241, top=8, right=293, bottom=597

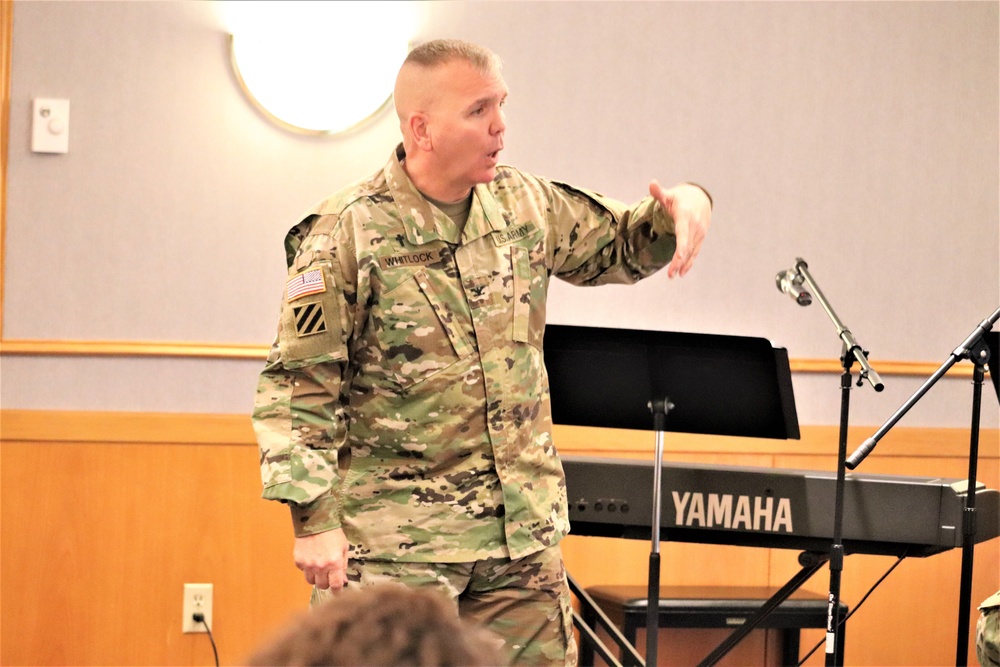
left=424, top=60, right=508, bottom=198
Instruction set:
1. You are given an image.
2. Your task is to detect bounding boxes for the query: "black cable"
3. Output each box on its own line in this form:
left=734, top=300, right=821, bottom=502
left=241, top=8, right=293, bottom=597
left=797, top=553, right=907, bottom=666
left=192, top=612, right=220, bottom=667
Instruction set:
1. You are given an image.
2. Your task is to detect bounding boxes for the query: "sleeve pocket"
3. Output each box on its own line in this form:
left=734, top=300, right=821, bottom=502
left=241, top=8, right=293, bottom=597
left=279, top=262, right=348, bottom=369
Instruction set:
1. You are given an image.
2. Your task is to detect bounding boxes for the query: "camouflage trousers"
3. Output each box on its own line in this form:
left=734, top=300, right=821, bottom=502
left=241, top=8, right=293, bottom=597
left=312, top=545, right=577, bottom=667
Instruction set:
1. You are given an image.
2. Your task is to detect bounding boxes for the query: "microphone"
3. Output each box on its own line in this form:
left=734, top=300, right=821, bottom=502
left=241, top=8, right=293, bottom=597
left=775, top=268, right=812, bottom=306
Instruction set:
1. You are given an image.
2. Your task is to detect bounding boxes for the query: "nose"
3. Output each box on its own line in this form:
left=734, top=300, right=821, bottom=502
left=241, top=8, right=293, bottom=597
left=491, top=108, right=506, bottom=135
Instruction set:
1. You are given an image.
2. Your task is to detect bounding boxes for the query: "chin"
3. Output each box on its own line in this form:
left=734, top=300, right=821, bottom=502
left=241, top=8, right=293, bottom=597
left=460, top=163, right=498, bottom=189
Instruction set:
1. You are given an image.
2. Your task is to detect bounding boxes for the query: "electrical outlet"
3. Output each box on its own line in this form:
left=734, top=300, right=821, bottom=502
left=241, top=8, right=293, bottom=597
left=182, top=583, right=213, bottom=633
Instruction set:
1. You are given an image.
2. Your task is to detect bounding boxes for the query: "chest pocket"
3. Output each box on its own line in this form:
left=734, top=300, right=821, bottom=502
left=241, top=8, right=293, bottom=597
left=376, top=268, right=474, bottom=389
left=511, top=245, right=547, bottom=349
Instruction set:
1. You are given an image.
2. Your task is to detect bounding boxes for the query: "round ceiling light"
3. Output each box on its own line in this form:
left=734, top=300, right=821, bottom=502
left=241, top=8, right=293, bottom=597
left=225, top=1, right=415, bottom=135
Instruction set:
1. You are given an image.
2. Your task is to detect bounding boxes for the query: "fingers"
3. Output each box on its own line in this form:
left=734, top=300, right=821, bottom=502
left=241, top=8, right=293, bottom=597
left=667, top=241, right=701, bottom=278
left=307, top=567, right=331, bottom=590
left=669, top=211, right=707, bottom=278
left=649, top=180, right=687, bottom=277
left=650, top=180, right=710, bottom=279
left=300, top=561, right=348, bottom=590
left=667, top=218, right=692, bottom=279
left=306, top=566, right=347, bottom=590
left=294, top=530, right=350, bottom=590
left=648, top=179, right=668, bottom=203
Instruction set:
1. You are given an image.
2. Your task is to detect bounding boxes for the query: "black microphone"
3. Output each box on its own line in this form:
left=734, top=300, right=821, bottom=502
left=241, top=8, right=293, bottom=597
left=775, top=268, right=812, bottom=306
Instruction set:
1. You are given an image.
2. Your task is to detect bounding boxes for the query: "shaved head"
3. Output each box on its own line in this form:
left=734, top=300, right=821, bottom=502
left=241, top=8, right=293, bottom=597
left=394, top=40, right=502, bottom=125
left=391, top=39, right=508, bottom=202
left=401, top=39, right=501, bottom=72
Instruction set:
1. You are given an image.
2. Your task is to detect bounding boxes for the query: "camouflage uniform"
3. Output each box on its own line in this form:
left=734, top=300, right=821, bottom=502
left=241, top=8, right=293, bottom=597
left=253, top=144, right=678, bottom=664
left=979, top=591, right=1000, bottom=667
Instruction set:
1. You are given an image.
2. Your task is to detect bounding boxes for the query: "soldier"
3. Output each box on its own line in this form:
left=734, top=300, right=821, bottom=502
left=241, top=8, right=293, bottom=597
left=252, top=39, right=712, bottom=666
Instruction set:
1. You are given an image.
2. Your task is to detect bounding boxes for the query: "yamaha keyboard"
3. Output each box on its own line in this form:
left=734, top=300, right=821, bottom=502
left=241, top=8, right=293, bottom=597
left=563, top=456, right=1000, bottom=557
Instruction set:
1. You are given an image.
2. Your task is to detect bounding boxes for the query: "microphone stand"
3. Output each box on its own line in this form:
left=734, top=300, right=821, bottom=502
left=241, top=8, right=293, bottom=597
left=845, top=306, right=999, bottom=665
left=789, top=258, right=884, bottom=667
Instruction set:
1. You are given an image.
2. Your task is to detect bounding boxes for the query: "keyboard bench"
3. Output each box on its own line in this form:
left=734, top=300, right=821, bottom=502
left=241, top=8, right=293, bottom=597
left=579, top=584, right=846, bottom=666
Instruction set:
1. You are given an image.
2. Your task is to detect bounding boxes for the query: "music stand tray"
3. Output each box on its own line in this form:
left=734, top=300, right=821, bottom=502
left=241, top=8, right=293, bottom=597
left=544, top=323, right=801, bottom=666
left=544, top=324, right=799, bottom=439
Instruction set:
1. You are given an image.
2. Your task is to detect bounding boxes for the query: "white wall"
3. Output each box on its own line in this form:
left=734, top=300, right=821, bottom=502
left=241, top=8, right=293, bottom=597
left=4, top=1, right=998, bottom=429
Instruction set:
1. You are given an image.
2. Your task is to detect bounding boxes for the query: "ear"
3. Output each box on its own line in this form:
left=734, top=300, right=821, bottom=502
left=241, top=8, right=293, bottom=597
left=408, top=112, right=433, bottom=151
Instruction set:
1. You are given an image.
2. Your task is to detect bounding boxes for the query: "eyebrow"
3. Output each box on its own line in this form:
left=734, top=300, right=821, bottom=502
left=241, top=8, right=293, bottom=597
left=468, top=90, right=509, bottom=112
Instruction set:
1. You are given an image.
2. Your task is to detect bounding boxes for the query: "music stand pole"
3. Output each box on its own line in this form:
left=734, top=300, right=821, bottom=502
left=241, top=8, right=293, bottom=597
left=791, top=259, right=884, bottom=667
left=646, top=398, right=673, bottom=667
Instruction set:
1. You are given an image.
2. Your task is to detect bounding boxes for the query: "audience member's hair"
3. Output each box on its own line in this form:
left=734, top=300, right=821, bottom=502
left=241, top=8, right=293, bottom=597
left=246, top=583, right=506, bottom=666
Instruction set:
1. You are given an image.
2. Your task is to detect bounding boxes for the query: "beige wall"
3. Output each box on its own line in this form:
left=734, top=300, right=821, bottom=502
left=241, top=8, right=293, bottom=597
left=1, top=1, right=997, bottom=427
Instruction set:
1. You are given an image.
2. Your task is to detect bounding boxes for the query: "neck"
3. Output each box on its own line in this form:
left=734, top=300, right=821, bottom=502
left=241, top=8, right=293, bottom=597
left=401, top=152, right=472, bottom=203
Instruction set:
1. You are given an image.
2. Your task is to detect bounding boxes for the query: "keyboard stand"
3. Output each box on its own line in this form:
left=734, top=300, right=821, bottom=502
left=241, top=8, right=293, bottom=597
left=572, top=552, right=841, bottom=667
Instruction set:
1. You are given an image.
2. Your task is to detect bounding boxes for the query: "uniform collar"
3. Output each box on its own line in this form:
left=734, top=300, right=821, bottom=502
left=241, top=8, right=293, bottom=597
left=385, top=144, right=509, bottom=246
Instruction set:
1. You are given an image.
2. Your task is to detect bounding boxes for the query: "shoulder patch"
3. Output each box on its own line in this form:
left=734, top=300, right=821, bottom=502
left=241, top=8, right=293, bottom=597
left=286, top=268, right=326, bottom=302
left=291, top=302, right=328, bottom=337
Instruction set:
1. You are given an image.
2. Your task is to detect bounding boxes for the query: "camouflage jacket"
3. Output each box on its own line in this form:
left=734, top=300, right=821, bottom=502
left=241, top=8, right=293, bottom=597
left=252, top=144, right=678, bottom=562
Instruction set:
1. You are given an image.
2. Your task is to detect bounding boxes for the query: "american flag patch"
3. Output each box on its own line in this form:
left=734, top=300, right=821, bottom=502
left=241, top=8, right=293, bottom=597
left=286, top=268, right=326, bottom=302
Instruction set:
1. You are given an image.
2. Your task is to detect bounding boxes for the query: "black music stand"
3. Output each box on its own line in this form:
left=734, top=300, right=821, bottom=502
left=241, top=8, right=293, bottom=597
left=988, top=331, right=999, bottom=400
left=544, top=324, right=802, bottom=666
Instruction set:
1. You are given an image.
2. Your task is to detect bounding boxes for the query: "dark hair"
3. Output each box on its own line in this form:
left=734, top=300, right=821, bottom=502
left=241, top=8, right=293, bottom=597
left=246, top=583, right=506, bottom=666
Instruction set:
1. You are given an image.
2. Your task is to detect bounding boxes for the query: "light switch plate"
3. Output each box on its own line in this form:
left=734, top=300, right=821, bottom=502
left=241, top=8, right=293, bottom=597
left=32, top=98, right=70, bottom=154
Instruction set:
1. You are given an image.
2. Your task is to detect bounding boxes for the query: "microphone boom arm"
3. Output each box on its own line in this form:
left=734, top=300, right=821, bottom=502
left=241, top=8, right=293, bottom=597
left=846, top=305, right=1000, bottom=469
left=795, top=259, right=884, bottom=392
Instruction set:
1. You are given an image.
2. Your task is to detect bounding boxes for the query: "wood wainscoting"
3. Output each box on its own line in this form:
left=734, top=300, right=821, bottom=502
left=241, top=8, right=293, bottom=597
left=1, top=410, right=997, bottom=666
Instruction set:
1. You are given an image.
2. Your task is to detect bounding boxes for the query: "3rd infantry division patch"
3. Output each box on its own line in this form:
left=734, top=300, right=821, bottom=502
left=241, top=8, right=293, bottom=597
left=293, top=302, right=327, bottom=337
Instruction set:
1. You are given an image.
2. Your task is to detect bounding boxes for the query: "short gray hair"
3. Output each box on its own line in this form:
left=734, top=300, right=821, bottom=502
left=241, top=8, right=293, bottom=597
left=403, top=39, right=502, bottom=76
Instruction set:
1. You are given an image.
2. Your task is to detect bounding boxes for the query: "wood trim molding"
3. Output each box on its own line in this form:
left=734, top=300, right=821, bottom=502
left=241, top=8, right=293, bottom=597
left=0, top=337, right=978, bottom=378
left=3, top=409, right=996, bottom=462
left=0, top=409, right=256, bottom=444
left=790, top=357, right=974, bottom=378
left=0, top=338, right=270, bottom=359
